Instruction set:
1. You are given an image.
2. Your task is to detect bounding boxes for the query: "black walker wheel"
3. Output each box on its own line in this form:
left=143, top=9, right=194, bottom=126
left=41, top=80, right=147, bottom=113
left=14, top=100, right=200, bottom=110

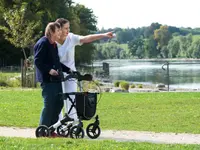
left=86, top=123, right=101, bottom=139
left=35, top=125, right=50, bottom=137
left=69, top=125, right=85, bottom=139
left=56, top=123, right=72, bottom=137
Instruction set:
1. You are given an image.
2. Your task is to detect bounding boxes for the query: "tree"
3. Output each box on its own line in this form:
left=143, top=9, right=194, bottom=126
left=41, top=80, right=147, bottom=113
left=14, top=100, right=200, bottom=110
left=73, top=4, right=97, bottom=65
left=136, top=46, right=145, bottom=59
left=128, top=38, right=144, bottom=58
left=0, top=3, right=41, bottom=59
left=177, top=34, right=192, bottom=58
left=143, top=36, right=158, bottom=58
left=160, top=46, right=168, bottom=58
left=154, top=25, right=172, bottom=49
left=167, top=37, right=180, bottom=58
left=144, top=22, right=161, bottom=38
left=191, top=40, right=200, bottom=58
left=116, top=28, right=135, bottom=44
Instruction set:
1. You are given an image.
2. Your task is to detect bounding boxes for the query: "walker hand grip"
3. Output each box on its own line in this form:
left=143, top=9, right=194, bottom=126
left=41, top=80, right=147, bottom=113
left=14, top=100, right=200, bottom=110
left=61, top=71, right=93, bottom=81
left=78, top=74, right=93, bottom=81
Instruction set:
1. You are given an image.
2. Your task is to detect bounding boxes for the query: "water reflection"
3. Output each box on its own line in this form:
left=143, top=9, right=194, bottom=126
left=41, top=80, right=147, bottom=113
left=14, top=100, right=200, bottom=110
left=93, top=59, right=200, bottom=89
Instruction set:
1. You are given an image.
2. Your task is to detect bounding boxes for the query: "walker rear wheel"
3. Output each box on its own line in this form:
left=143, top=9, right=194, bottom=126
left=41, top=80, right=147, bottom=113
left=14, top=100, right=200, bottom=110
left=86, top=123, right=101, bottom=139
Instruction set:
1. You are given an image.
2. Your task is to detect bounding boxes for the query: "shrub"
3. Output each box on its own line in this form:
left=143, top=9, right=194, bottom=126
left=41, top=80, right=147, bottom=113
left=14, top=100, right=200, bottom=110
left=0, top=80, right=8, bottom=86
left=114, top=81, right=120, bottom=87
left=138, top=84, right=143, bottom=88
left=120, top=81, right=129, bottom=90
left=81, top=80, right=100, bottom=91
left=7, top=78, right=21, bottom=87
left=130, top=84, right=135, bottom=88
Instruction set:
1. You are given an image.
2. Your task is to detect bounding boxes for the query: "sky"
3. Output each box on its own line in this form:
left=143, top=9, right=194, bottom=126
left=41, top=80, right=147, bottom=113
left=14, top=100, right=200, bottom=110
left=74, top=0, right=200, bottom=29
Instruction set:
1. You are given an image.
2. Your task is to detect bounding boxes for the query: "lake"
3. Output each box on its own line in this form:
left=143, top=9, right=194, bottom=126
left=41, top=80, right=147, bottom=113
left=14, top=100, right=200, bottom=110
left=92, top=59, right=200, bottom=89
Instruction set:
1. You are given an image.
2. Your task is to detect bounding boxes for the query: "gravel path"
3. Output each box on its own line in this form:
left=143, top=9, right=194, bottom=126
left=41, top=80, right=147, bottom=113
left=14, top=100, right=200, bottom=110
left=1, top=126, right=200, bottom=144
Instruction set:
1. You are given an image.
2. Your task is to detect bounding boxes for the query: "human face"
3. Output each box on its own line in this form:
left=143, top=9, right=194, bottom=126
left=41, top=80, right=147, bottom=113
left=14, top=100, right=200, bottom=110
left=61, top=23, right=70, bottom=37
left=51, top=27, right=61, bottom=42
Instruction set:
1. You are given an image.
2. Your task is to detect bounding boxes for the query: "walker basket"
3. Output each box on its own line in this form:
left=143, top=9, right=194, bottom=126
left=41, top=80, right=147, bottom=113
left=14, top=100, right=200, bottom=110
left=75, top=92, right=98, bottom=120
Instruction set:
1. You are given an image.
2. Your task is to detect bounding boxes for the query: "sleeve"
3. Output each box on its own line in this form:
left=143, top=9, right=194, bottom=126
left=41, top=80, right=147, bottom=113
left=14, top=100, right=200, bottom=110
left=71, top=33, right=84, bottom=46
left=34, top=42, right=51, bottom=74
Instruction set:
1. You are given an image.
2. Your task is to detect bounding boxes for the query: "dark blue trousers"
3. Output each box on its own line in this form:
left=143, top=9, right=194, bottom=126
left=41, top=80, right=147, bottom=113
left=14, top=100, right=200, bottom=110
left=40, top=82, right=63, bottom=127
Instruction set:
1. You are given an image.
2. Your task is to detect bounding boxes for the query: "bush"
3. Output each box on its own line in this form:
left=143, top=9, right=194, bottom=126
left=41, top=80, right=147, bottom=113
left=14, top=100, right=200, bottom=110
left=138, top=84, right=143, bottom=88
left=0, top=80, right=8, bottom=86
left=81, top=80, right=100, bottom=91
left=7, top=78, right=21, bottom=87
left=120, top=81, right=129, bottom=91
left=130, top=84, right=135, bottom=88
left=114, top=81, right=120, bottom=87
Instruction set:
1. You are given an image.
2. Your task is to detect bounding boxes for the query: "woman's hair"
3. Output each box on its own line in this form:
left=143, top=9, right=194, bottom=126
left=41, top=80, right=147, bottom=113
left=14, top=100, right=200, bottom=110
left=56, top=18, right=69, bottom=27
left=45, top=22, right=60, bottom=39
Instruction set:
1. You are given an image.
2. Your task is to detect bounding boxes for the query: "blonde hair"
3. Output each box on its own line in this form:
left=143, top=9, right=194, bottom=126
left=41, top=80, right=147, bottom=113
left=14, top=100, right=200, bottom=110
left=45, top=22, right=60, bottom=39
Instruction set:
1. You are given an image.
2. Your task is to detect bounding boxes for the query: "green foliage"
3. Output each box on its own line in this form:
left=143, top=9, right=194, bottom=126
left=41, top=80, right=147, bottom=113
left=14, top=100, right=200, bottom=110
left=130, top=84, right=135, bottom=88
left=177, top=34, right=192, bottom=58
left=94, top=42, right=130, bottom=60
left=191, top=40, right=200, bottom=58
left=0, top=72, right=21, bottom=87
left=7, top=78, right=21, bottom=87
left=120, top=81, right=129, bottom=90
left=0, top=2, right=41, bottom=59
left=0, top=79, right=8, bottom=86
left=160, top=46, right=169, bottom=58
left=72, top=4, right=97, bottom=65
left=154, top=25, right=172, bottom=49
left=138, top=84, right=143, bottom=88
left=116, top=28, right=135, bottom=43
left=0, top=78, right=20, bottom=87
left=81, top=80, right=101, bottom=92
left=128, top=38, right=144, bottom=58
left=0, top=0, right=98, bottom=65
left=114, top=80, right=120, bottom=87
left=167, top=37, right=180, bottom=58
left=1, top=3, right=41, bottom=45
left=143, top=36, right=158, bottom=58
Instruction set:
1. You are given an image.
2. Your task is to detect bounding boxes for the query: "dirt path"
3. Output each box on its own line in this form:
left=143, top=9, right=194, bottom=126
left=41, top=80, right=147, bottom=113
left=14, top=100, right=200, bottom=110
left=1, top=126, right=200, bottom=144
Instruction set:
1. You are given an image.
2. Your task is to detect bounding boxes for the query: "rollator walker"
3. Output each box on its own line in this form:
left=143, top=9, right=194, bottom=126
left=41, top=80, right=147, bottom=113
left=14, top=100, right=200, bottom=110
left=35, top=71, right=101, bottom=139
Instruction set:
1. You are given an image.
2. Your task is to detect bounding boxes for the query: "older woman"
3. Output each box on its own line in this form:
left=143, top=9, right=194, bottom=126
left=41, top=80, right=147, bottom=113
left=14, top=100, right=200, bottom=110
left=34, top=22, right=63, bottom=134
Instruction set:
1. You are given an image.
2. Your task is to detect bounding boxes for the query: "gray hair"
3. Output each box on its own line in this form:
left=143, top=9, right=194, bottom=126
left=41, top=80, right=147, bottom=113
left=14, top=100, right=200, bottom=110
left=45, top=22, right=60, bottom=39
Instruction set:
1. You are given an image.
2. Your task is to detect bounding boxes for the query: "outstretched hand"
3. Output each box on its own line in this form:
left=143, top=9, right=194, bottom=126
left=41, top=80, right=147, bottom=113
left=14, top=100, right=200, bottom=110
left=104, top=32, right=116, bottom=38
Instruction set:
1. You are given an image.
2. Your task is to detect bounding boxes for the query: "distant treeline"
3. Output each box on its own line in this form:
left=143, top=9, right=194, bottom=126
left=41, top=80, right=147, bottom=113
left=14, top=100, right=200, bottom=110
left=95, top=23, right=200, bottom=59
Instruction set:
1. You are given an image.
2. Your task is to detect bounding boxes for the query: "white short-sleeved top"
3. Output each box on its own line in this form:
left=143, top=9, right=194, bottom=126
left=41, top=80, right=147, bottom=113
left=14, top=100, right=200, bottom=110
left=57, top=33, right=83, bottom=71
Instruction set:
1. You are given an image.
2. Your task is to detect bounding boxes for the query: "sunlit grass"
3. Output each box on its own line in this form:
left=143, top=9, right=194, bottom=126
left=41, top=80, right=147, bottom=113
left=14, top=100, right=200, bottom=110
left=1, top=90, right=200, bottom=134
left=0, top=137, right=200, bottom=150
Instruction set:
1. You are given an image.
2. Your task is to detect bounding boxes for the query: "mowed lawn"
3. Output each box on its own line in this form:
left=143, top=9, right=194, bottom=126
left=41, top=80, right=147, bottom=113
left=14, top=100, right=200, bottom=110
left=1, top=137, right=200, bottom=150
left=0, top=89, right=200, bottom=133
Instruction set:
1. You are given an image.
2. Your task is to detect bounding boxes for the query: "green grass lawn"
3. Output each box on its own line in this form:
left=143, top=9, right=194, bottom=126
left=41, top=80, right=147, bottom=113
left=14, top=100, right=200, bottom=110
left=1, top=89, right=200, bottom=134
left=0, top=137, right=200, bottom=150
left=0, top=72, right=20, bottom=78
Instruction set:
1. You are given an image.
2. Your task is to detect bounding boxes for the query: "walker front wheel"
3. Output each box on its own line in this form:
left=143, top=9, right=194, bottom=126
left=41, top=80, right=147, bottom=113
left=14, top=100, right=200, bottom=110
left=69, top=126, right=84, bottom=139
left=35, top=125, right=50, bottom=137
left=86, top=123, right=101, bottom=139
